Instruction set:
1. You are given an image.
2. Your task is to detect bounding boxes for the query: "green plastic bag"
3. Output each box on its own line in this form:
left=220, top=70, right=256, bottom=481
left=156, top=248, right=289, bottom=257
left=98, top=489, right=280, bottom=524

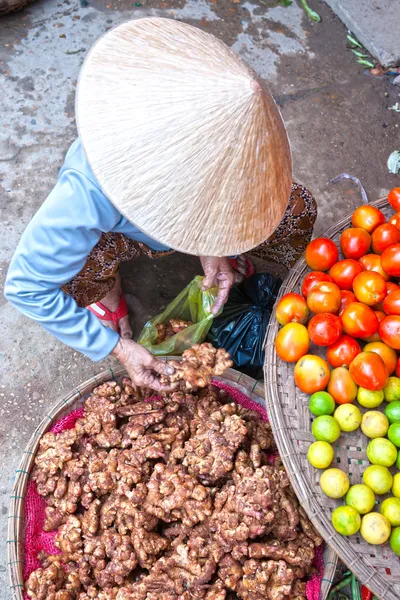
left=138, top=276, right=218, bottom=356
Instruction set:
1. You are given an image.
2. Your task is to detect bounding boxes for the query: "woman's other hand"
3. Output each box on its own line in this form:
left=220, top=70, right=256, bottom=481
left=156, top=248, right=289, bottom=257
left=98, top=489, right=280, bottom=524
left=111, top=338, right=176, bottom=392
left=200, top=256, right=240, bottom=315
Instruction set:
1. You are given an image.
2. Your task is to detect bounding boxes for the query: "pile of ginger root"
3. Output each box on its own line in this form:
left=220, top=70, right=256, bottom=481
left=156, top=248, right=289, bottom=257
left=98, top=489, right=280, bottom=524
left=26, top=343, right=322, bottom=600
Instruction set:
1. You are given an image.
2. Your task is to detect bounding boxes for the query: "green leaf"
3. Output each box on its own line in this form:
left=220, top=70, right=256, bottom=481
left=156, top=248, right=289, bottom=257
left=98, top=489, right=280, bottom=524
left=279, top=0, right=293, bottom=6
left=357, top=58, right=375, bottom=67
left=300, top=0, right=321, bottom=21
left=347, top=33, right=362, bottom=48
left=388, top=150, right=400, bottom=174
left=351, top=49, right=368, bottom=58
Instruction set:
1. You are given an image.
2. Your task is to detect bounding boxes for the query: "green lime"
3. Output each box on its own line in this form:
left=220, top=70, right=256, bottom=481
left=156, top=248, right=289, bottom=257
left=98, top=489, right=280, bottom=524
left=309, top=392, right=335, bottom=416
left=346, top=484, right=376, bottom=514
left=360, top=512, right=391, bottom=545
left=312, top=415, right=341, bottom=443
left=385, top=401, right=400, bottom=424
left=307, top=441, right=334, bottom=469
left=334, top=404, right=362, bottom=432
left=393, top=473, right=400, bottom=498
left=320, top=468, right=350, bottom=498
left=384, top=377, right=400, bottom=402
left=388, top=423, right=400, bottom=447
left=361, top=411, right=389, bottom=438
left=358, top=387, right=384, bottom=408
left=390, top=527, right=400, bottom=556
left=397, top=451, right=400, bottom=470
left=366, top=437, right=398, bottom=467
left=363, top=465, right=393, bottom=495
left=381, top=497, right=400, bottom=527
left=332, top=506, right=361, bottom=536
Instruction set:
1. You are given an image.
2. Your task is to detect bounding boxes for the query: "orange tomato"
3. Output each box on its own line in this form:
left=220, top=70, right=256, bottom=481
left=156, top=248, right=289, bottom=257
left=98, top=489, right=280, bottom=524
left=352, top=205, right=386, bottom=233
left=364, top=310, right=385, bottom=342
left=359, top=254, right=390, bottom=281
left=328, top=366, right=358, bottom=404
left=340, top=228, right=371, bottom=260
left=382, top=244, right=400, bottom=277
left=329, top=259, right=363, bottom=291
left=352, top=271, right=387, bottom=306
left=301, top=271, right=333, bottom=298
left=341, top=302, right=379, bottom=339
left=363, top=341, right=398, bottom=375
left=388, top=187, right=400, bottom=212
left=307, top=282, right=341, bottom=314
left=276, top=293, right=309, bottom=325
left=326, top=335, right=361, bottom=368
left=308, top=313, right=342, bottom=346
left=339, top=290, right=357, bottom=315
left=383, top=289, right=400, bottom=315
left=371, top=223, right=399, bottom=254
left=389, top=212, right=400, bottom=231
left=294, top=354, right=330, bottom=394
left=379, top=315, right=400, bottom=350
left=305, top=238, right=339, bottom=271
left=349, top=351, right=389, bottom=391
left=275, top=323, right=310, bottom=363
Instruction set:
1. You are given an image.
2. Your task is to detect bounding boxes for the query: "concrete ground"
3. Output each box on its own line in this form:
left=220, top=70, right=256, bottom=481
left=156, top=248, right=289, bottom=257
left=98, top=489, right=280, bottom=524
left=0, top=0, right=399, bottom=591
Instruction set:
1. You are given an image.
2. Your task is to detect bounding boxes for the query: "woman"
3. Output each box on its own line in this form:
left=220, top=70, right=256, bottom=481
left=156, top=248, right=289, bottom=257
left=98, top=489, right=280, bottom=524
left=4, top=18, right=316, bottom=391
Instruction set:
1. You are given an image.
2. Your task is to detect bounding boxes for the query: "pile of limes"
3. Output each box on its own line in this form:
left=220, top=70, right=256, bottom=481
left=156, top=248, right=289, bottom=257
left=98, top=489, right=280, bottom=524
left=307, top=388, right=400, bottom=553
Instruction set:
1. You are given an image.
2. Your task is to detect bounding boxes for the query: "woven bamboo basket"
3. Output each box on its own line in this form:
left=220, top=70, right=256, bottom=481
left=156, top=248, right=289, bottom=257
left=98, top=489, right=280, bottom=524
left=8, top=362, right=337, bottom=600
left=0, top=0, right=35, bottom=15
left=264, top=196, right=400, bottom=600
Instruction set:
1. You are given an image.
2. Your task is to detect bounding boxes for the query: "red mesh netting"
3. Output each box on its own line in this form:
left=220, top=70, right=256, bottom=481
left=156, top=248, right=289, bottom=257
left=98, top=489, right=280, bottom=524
left=23, top=384, right=324, bottom=599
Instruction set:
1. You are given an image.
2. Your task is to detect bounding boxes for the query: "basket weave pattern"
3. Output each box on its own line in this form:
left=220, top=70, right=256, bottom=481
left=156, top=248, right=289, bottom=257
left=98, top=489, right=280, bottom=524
left=0, top=0, right=34, bottom=15
left=264, top=198, right=400, bottom=600
left=8, top=363, right=337, bottom=600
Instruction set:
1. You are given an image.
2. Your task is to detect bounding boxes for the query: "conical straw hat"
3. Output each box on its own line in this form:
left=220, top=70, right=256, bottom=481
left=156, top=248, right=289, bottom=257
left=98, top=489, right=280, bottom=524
left=76, top=17, right=292, bottom=257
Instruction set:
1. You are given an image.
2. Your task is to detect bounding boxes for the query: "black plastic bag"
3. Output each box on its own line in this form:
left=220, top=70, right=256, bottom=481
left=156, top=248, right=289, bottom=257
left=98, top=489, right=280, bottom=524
left=208, top=273, right=282, bottom=378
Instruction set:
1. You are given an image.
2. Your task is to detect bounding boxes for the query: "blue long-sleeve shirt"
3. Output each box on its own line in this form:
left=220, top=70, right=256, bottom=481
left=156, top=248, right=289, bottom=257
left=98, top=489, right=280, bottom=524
left=4, top=139, right=171, bottom=361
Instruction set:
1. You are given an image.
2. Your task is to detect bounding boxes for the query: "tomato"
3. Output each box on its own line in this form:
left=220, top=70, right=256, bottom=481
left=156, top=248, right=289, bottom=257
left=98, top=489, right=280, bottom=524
left=328, top=366, right=358, bottom=404
left=341, top=302, right=379, bottom=339
left=349, top=351, right=389, bottom=391
left=396, top=356, right=400, bottom=378
left=386, top=281, right=399, bottom=294
left=339, top=290, right=357, bottom=315
left=305, top=238, right=338, bottom=271
left=389, top=212, right=400, bottom=231
left=340, top=228, right=371, bottom=260
left=301, top=271, right=333, bottom=298
left=379, top=315, right=400, bottom=350
left=359, top=254, right=390, bottom=281
left=388, top=187, right=400, bottom=212
left=352, top=271, right=387, bottom=306
left=383, top=289, right=400, bottom=315
left=381, top=244, right=400, bottom=277
left=363, top=341, right=398, bottom=375
left=364, top=310, right=385, bottom=342
left=276, top=293, right=309, bottom=326
left=326, top=334, right=361, bottom=368
left=307, top=282, right=341, bottom=314
left=329, top=259, right=363, bottom=291
left=275, top=323, right=310, bottom=362
left=352, top=205, right=386, bottom=233
left=308, top=313, right=342, bottom=346
left=294, top=354, right=330, bottom=394
left=371, top=223, right=399, bottom=254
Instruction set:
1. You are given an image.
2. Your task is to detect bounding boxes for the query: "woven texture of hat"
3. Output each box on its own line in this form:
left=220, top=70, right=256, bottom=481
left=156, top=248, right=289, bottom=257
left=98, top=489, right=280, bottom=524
left=77, top=17, right=292, bottom=257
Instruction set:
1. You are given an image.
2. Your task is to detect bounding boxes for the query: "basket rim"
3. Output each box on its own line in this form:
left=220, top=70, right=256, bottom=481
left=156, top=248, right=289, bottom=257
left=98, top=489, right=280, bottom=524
left=264, top=196, right=399, bottom=600
left=9, top=362, right=336, bottom=600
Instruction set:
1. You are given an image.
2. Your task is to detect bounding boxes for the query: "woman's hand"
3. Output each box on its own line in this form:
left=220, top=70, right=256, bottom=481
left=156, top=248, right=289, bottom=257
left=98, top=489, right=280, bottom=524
left=200, top=256, right=240, bottom=315
left=111, top=338, right=176, bottom=392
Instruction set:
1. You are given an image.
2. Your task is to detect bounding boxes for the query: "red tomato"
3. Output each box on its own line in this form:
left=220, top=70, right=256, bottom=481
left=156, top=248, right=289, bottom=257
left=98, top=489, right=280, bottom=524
left=352, top=271, right=387, bottom=306
left=363, top=341, right=398, bottom=375
left=364, top=310, right=385, bottom=343
left=308, top=313, right=342, bottom=346
left=379, top=315, right=400, bottom=350
left=340, top=228, right=371, bottom=260
left=371, top=223, right=399, bottom=254
left=275, top=323, right=310, bottom=363
left=386, top=281, right=400, bottom=294
left=328, top=367, right=358, bottom=404
left=349, top=351, right=389, bottom=391
left=396, top=356, right=400, bottom=378
left=339, top=290, right=357, bottom=315
left=301, top=271, right=333, bottom=298
left=341, top=302, right=379, bottom=339
left=383, top=289, right=400, bottom=315
left=276, top=293, right=309, bottom=326
left=329, top=259, right=363, bottom=290
left=307, top=282, right=341, bottom=314
left=352, top=205, right=385, bottom=233
left=381, top=244, right=400, bottom=277
left=294, top=354, right=330, bottom=394
left=388, top=187, right=400, bottom=212
left=389, top=213, right=400, bottom=231
left=326, top=334, right=361, bottom=368
left=359, top=254, right=390, bottom=281
left=305, top=238, right=339, bottom=271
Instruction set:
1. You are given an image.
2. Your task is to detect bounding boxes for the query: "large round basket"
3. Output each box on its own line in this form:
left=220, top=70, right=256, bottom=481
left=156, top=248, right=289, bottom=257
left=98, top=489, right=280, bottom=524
left=0, top=0, right=35, bottom=15
left=265, top=197, right=400, bottom=600
left=8, top=362, right=337, bottom=600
